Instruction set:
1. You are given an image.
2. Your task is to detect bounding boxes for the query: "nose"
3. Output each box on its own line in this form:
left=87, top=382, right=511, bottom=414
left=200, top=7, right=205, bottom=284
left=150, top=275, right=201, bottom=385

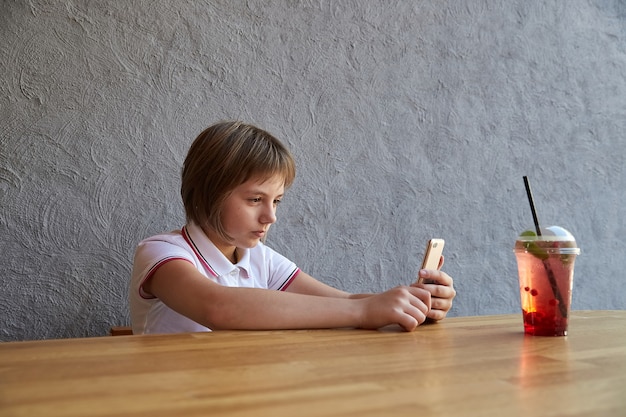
left=260, top=203, right=277, bottom=225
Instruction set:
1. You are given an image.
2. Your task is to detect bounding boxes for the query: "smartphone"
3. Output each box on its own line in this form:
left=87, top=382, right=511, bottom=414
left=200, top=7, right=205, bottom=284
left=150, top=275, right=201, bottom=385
left=418, top=239, right=445, bottom=284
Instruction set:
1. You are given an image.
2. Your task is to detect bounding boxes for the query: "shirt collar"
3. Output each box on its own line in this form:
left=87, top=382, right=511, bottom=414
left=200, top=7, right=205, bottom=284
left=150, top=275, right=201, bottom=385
left=183, top=222, right=251, bottom=278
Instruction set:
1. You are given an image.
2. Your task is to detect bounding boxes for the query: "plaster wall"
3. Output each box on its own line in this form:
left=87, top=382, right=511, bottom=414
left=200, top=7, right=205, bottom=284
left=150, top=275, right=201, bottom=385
left=1, top=0, right=625, bottom=340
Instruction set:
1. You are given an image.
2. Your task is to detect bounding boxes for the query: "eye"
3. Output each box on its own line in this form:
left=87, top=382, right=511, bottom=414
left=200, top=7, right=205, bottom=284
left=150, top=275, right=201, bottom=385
left=249, top=197, right=262, bottom=203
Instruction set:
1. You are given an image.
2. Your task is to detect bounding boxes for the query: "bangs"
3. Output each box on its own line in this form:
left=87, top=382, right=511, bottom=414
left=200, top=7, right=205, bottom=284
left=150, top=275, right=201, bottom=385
left=237, top=130, right=296, bottom=189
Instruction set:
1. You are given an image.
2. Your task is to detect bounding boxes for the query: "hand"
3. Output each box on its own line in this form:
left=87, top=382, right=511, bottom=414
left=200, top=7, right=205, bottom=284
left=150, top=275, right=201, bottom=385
left=412, top=268, right=456, bottom=321
left=357, top=286, right=431, bottom=331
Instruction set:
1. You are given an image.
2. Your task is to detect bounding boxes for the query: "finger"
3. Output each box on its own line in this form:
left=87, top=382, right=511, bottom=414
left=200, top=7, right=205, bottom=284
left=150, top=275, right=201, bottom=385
left=409, top=294, right=431, bottom=315
left=397, top=288, right=430, bottom=328
left=406, top=286, right=432, bottom=310
left=419, top=269, right=453, bottom=287
left=430, top=296, right=452, bottom=312
left=397, top=314, right=419, bottom=332
left=427, top=307, right=447, bottom=322
left=423, top=282, right=456, bottom=300
left=402, top=303, right=429, bottom=330
left=438, top=255, right=445, bottom=270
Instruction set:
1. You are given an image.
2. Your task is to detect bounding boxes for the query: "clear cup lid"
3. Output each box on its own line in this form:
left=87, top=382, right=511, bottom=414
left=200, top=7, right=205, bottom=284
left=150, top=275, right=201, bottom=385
left=517, top=225, right=576, bottom=242
left=515, top=225, right=580, bottom=255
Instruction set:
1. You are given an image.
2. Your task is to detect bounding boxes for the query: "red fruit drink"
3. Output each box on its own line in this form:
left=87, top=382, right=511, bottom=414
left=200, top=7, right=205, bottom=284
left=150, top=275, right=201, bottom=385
left=514, top=226, right=580, bottom=336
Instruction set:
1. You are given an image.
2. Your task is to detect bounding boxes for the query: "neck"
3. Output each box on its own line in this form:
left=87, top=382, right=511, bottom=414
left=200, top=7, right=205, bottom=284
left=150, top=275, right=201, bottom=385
left=230, top=248, right=238, bottom=264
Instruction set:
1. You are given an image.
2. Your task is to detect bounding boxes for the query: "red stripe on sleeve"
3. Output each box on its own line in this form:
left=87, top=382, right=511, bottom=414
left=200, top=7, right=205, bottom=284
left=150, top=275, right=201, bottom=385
left=279, top=268, right=301, bottom=291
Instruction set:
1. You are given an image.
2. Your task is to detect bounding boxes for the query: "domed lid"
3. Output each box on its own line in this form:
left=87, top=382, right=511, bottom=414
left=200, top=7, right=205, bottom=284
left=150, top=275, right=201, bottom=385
left=515, top=226, right=580, bottom=255
left=517, top=225, right=576, bottom=242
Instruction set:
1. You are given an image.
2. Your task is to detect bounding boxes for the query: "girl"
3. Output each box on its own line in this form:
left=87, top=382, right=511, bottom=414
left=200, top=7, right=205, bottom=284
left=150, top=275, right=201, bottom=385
left=130, top=121, right=455, bottom=334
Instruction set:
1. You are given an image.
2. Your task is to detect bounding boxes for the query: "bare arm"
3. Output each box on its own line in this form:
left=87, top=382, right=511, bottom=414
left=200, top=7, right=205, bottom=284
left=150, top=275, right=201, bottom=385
left=285, top=261, right=456, bottom=320
left=143, top=260, right=431, bottom=331
left=284, top=270, right=377, bottom=300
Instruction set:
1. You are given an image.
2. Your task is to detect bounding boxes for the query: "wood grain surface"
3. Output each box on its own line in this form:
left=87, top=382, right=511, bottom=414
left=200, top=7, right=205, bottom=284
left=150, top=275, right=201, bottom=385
left=1, top=311, right=624, bottom=417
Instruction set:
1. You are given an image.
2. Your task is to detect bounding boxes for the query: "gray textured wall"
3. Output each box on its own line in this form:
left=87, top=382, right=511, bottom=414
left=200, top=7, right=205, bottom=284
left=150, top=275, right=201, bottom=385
left=1, top=1, right=625, bottom=341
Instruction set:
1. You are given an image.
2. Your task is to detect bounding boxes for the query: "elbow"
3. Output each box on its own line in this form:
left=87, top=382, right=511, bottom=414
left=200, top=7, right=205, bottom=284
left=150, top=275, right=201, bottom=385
left=197, top=301, right=238, bottom=331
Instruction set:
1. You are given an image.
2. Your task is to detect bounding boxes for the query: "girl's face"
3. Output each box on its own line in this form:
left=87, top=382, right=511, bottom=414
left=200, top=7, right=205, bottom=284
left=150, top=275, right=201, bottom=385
left=208, top=174, right=285, bottom=257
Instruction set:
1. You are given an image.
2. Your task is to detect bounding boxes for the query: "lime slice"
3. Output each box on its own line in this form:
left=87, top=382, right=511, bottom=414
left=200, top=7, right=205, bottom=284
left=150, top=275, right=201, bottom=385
left=517, top=230, right=549, bottom=260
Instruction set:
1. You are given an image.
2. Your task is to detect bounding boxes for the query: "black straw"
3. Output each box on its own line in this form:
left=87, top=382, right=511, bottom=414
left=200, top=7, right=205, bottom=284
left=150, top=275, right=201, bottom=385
left=523, top=176, right=542, bottom=237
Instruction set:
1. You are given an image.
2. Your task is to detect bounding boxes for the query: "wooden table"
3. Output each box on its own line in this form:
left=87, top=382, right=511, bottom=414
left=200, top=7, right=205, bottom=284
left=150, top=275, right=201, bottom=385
left=1, top=311, right=625, bottom=417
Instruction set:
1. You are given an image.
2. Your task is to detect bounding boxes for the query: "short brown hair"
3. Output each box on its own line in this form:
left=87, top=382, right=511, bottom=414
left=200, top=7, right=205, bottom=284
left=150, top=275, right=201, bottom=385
left=181, top=121, right=296, bottom=242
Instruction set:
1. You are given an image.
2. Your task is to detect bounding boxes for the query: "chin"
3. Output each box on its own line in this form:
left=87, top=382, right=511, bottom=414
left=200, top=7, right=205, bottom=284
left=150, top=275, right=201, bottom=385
left=239, top=239, right=261, bottom=249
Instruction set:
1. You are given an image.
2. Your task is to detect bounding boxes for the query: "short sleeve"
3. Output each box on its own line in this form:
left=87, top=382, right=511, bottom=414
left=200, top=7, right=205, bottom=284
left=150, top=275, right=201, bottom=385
left=264, top=245, right=300, bottom=291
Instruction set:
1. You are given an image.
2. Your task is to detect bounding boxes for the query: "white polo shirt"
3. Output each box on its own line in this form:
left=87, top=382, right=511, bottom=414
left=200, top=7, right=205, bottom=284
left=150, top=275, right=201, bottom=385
left=129, top=222, right=300, bottom=334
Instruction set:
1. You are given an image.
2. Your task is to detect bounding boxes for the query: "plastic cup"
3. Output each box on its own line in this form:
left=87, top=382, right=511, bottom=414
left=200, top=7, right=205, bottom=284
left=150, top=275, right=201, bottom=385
left=514, top=226, right=580, bottom=336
